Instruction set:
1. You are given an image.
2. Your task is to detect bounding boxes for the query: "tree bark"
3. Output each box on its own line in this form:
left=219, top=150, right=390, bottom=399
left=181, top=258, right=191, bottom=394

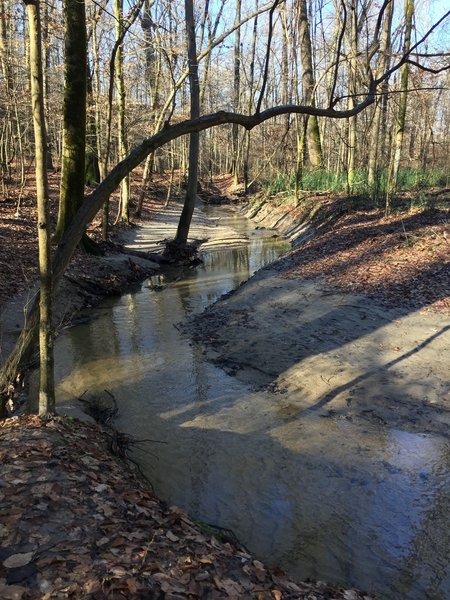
left=174, top=0, right=200, bottom=247
left=386, top=0, right=414, bottom=212
left=24, top=0, right=55, bottom=416
left=367, top=0, right=393, bottom=196
left=54, top=0, right=87, bottom=241
left=231, top=0, right=241, bottom=185
left=298, top=0, right=322, bottom=168
left=346, top=0, right=358, bottom=193
left=243, top=0, right=259, bottom=193
left=114, top=0, right=130, bottom=223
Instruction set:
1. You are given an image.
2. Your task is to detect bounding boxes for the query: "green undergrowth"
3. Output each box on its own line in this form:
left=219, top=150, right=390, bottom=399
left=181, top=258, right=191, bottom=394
left=262, top=167, right=449, bottom=201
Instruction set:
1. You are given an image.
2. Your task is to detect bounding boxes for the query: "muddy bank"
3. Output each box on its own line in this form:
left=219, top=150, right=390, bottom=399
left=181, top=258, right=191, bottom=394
left=183, top=264, right=449, bottom=437
left=239, top=193, right=349, bottom=246
left=184, top=197, right=449, bottom=437
left=0, top=249, right=159, bottom=407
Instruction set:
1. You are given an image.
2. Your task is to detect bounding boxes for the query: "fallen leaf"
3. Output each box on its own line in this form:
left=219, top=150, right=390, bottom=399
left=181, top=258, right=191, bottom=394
left=126, top=578, right=138, bottom=594
left=0, top=584, right=27, bottom=599
left=83, top=577, right=101, bottom=594
left=215, top=576, right=246, bottom=595
left=3, top=553, right=34, bottom=569
left=166, top=531, right=179, bottom=542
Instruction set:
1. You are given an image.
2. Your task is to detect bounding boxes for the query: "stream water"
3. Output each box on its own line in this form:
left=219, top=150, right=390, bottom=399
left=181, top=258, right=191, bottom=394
left=54, top=207, right=449, bottom=600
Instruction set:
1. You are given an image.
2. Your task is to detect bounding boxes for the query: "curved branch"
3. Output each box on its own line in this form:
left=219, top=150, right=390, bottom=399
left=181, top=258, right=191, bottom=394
left=405, top=59, right=450, bottom=74
left=54, top=91, right=377, bottom=286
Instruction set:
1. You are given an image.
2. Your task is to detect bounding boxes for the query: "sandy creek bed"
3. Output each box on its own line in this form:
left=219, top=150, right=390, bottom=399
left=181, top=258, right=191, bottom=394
left=45, top=202, right=450, bottom=599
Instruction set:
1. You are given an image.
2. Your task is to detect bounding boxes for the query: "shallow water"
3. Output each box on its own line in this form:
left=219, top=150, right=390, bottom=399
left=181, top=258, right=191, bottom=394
left=55, top=207, right=450, bottom=600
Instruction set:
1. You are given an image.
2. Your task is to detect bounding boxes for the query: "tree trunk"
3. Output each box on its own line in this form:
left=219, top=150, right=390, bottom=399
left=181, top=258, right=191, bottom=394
left=85, top=65, right=101, bottom=187
left=298, top=0, right=322, bottom=168
left=346, top=0, right=358, bottom=193
left=386, top=0, right=414, bottom=213
left=114, top=0, right=130, bottom=223
left=24, top=0, right=55, bottom=416
left=174, top=0, right=200, bottom=247
left=231, top=0, right=241, bottom=185
left=243, top=0, right=259, bottom=193
left=54, top=0, right=87, bottom=241
left=367, top=0, right=393, bottom=197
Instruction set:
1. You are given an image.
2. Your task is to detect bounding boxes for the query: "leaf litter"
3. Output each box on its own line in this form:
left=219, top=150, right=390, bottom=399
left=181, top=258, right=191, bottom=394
left=281, top=207, right=449, bottom=314
left=0, top=415, right=374, bottom=599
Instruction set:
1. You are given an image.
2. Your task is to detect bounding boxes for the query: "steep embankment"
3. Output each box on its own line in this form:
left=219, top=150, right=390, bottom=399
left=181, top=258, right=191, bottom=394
left=241, top=192, right=449, bottom=312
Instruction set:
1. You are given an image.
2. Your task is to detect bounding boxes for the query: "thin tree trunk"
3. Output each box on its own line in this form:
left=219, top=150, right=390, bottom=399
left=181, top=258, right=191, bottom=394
left=244, top=0, right=258, bottom=193
left=174, top=0, right=200, bottom=247
left=114, top=0, right=130, bottom=222
left=386, top=0, right=414, bottom=213
left=298, top=0, right=322, bottom=168
left=367, top=0, right=393, bottom=197
left=347, top=0, right=358, bottom=193
left=24, top=0, right=55, bottom=416
left=231, top=0, right=241, bottom=185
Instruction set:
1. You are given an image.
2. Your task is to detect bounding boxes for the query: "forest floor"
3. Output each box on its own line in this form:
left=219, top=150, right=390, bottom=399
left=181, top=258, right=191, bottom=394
left=0, top=173, right=449, bottom=598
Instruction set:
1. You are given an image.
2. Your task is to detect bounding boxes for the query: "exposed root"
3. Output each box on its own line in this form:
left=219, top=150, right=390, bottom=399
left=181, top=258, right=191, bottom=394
left=162, top=238, right=205, bottom=264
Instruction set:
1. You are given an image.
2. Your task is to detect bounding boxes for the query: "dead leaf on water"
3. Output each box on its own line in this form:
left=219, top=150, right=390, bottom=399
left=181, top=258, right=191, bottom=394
left=3, top=552, right=34, bottom=569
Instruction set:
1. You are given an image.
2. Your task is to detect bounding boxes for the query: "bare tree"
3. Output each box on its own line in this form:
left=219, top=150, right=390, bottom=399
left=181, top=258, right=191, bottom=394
left=23, top=0, right=55, bottom=416
left=386, top=0, right=415, bottom=212
left=172, top=0, right=201, bottom=250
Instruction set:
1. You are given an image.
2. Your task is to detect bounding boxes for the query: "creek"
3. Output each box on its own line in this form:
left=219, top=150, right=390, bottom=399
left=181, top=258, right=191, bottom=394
left=54, top=206, right=449, bottom=600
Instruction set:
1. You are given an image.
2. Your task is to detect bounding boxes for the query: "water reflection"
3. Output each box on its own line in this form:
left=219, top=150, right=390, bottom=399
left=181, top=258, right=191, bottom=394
left=54, top=208, right=450, bottom=600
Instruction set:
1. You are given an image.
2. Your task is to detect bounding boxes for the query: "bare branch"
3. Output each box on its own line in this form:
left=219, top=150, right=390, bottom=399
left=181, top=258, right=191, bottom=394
left=406, top=59, right=450, bottom=74
left=256, top=0, right=281, bottom=114
left=329, top=0, right=347, bottom=108
left=375, top=10, right=450, bottom=87
left=367, top=0, right=392, bottom=62
left=414, top=52, right=450, bottom=58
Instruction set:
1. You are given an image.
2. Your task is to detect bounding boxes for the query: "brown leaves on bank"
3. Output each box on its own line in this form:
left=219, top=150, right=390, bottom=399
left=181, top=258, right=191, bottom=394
left=282, top=207, right=449, bottom=313
left=0, top=416, right=373, bottom=599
